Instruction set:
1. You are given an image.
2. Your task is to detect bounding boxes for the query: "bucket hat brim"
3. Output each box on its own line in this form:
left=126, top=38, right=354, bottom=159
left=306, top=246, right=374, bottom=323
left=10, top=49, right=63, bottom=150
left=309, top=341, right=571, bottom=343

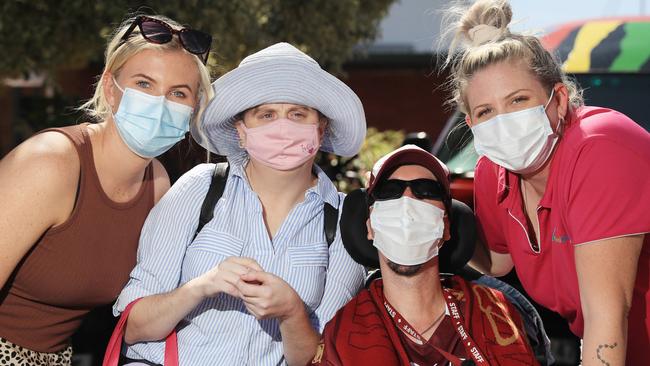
left=192, top=43, right=366, bottom=161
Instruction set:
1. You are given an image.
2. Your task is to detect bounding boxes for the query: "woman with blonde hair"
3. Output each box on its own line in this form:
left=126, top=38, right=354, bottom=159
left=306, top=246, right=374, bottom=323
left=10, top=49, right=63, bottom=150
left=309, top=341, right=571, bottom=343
left=0, top=14, right=213, bottom=364
left=443, top=0, right=650, bottom=364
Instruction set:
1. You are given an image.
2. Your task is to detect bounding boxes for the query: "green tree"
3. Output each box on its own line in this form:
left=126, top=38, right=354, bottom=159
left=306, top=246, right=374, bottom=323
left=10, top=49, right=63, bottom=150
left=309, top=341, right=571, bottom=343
left=320, top=127, right=405, bottom=193
left=0, top=0, right=395, bottom=77
left=1, top=0, right=396, bottom=177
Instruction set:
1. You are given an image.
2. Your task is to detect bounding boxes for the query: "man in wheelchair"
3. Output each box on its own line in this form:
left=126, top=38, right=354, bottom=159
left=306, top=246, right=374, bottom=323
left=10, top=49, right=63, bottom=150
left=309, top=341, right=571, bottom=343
left=309, top=145, right=543, bottom=366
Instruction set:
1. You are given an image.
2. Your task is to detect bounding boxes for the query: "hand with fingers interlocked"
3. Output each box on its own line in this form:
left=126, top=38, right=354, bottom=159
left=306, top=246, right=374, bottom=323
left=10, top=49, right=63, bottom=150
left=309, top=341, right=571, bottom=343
left=190, top=256, right=303, bottom=323
left=235, top=270, right=303, bottom=322
left=191, top=257, right=264, bottom=299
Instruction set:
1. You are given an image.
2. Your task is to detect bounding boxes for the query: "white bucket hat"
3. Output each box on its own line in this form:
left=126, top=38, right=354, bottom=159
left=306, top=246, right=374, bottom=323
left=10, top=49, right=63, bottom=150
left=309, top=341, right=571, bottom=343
left=191, top=42, right=366, bottom=162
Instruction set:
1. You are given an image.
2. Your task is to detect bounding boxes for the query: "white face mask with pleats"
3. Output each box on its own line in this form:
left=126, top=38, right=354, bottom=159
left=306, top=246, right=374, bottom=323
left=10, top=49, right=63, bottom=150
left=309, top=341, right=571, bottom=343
left=471, top=89, right=559, bottom=174
left=370, top=196, right=445, bottom=266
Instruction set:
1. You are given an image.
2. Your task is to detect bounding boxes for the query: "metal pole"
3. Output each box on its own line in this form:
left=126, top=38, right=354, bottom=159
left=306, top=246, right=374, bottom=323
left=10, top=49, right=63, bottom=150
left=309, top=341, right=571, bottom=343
left=642, top=0, right=646, bottom=15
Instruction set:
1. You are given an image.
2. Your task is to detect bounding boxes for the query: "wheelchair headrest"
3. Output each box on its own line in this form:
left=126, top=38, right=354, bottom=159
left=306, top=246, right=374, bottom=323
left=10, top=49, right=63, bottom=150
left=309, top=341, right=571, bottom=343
left=340, top=188, right=476, bottom=273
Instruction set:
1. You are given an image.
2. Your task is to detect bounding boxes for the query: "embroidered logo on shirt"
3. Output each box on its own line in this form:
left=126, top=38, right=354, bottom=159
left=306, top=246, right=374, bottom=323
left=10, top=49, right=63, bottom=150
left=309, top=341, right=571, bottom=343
left=551, top=227, right=571, bottom=244
left=301, top=143, right=316, bottom=154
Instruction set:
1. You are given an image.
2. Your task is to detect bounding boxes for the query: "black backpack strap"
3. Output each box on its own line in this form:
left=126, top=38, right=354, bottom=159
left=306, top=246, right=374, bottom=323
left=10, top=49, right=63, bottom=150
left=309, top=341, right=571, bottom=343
left=323, top=197, right=339, bottom=247
left=194, top=162, right=229, bottom=239
left=194, top=163, right=336, bottom=246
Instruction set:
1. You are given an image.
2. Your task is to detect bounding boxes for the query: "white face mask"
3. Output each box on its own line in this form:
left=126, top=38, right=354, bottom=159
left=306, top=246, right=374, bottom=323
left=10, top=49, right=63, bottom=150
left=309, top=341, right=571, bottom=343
left=471, top=90, right=559, bottom=174
left=370, top=196, right=445, bottom=266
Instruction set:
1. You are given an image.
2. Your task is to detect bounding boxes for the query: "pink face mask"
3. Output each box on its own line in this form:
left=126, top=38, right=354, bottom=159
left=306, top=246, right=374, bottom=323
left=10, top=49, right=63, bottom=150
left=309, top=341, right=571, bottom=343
left=241, top=118, right=320, bottom=171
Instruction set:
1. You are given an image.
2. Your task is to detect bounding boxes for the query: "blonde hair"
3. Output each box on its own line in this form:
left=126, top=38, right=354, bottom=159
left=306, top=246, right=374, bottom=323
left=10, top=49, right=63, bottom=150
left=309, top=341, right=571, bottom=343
left=441, top=0, right=583, bottom=114
left=79, top=14, right=214, bottom=131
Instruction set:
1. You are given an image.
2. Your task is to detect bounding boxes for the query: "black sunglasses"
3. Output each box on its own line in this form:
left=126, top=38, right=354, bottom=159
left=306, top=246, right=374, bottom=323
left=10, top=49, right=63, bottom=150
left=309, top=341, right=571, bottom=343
left=121, top=16, right=212, bottom=64
left=372, top=179, right=447, bottom=201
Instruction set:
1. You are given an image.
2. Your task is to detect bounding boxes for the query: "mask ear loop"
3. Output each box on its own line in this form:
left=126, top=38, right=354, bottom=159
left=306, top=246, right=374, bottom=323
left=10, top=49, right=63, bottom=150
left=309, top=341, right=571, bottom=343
left=544, top=88, right=565, bottom=136
left=112, top=76, right=126, bottom=93
left=543, top=88, right=555, bottom=110
left=108, top=76, right=126, bottom=117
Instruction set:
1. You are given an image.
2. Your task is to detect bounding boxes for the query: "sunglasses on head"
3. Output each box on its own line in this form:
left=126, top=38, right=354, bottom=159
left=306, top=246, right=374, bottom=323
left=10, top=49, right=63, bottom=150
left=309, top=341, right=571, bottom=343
left=372, top=179, right=447, bottom=201
left=120, top=16, right=212, bottom=64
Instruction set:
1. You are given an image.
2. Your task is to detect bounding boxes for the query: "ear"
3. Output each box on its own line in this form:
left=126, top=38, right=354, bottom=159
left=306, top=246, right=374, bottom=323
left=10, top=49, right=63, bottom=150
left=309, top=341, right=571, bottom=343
left=366, top=213, right=374, bottom=241
left=464, top=114, right=472, bottom=127
left=317, top=117, right=329, bottom=144
left=102, top=72, right=118, bottom=112
left=234, top=120, right=247, bottom=148
left=443, top=214, right=451, bottom=242
left=553, top=82, right=570, bottom=121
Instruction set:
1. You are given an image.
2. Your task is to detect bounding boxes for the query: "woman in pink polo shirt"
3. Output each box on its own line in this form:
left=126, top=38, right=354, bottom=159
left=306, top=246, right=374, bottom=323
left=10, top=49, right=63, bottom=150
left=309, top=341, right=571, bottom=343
left=443, top=1, right=650, bottom=365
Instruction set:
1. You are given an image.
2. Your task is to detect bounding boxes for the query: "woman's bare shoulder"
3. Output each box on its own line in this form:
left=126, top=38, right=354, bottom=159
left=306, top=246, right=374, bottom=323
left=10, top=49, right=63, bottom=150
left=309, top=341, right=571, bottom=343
left=1, top=130, right=81, bottom=200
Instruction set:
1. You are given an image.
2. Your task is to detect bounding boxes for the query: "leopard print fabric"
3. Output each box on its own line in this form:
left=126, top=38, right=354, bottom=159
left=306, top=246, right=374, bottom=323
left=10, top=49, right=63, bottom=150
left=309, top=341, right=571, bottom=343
left=0, top=337, right=72, bottom=366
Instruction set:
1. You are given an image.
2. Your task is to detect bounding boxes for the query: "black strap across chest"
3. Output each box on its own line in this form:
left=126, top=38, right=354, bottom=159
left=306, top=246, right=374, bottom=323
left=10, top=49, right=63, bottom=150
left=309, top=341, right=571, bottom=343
left=194, top=163, right=338, bottom=247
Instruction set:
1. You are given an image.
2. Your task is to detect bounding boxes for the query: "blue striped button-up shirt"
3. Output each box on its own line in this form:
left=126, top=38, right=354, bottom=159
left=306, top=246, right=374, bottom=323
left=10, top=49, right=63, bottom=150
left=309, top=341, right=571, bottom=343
left=113, top=162, right=365, bottom=365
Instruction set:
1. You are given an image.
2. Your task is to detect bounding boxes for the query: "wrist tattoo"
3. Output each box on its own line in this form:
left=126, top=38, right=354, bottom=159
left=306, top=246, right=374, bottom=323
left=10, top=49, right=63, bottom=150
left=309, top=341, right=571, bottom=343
left=596, top=342, right=618, bottom=366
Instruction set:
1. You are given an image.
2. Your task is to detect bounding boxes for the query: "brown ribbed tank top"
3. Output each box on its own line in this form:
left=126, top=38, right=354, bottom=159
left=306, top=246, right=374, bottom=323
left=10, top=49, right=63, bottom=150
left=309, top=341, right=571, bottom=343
left=0, top=124, right=155, bottom=352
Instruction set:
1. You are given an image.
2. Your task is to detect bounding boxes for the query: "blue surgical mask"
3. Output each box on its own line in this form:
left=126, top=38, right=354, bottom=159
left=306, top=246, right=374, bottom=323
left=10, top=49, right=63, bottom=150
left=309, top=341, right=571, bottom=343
left=112, top=78, right=193, bottom=158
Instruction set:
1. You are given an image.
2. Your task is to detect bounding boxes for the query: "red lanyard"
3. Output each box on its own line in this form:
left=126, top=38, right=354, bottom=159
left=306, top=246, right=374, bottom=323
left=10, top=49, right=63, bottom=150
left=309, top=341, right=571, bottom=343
left=383, top=288, right=488, bottom=365
left=442, top=288, right=488, bottom=364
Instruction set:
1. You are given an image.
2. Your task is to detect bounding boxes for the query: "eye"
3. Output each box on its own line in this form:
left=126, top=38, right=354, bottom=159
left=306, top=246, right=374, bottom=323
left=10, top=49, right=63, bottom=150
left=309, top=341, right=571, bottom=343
left=259, top=112, right=274, bottom=120
left=170, top=90, right=186, bottom=98
left=512, top=95, right=529, bottom=104
left=477, top=107, right=491, bottom=118
left=290, top=110, right=306, bottom=119
left=135, top=80, right=151, bottom=89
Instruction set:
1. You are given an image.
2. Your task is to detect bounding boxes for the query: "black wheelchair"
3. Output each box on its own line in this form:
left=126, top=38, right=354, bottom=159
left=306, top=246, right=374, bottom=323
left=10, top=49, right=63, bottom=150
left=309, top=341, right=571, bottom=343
left=339, top=188, right=555, bottom=366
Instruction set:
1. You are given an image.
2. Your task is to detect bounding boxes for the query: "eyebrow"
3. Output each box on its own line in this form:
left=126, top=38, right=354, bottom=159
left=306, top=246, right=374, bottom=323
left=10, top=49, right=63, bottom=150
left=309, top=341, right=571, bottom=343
left=130, top=73, right=155, bottom=82
left=472, top=88, right=533, bottom=115
left=130, top=73, right=194, bottom=93
left=170, top=84, right=194, bottom=93
left=249, top=106, right=268, bottom=114
left=289, top=105, right=312, bottom=113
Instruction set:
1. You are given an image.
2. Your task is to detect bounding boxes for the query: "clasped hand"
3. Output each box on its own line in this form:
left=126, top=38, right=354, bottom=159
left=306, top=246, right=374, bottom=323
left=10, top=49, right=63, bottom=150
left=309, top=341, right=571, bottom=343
left=193, top=256, right=302, bottom=322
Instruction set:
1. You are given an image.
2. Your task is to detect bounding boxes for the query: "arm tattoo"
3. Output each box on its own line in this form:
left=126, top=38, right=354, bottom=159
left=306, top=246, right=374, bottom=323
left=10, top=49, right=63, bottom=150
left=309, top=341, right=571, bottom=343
left=596, top=342, right=618, bottom=366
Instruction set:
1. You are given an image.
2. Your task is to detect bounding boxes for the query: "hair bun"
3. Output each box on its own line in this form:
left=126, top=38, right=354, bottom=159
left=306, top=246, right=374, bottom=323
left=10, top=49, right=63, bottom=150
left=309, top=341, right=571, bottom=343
left=460, top=0, right=512, bottom=46
left=467, top=24, right=505, bottom=46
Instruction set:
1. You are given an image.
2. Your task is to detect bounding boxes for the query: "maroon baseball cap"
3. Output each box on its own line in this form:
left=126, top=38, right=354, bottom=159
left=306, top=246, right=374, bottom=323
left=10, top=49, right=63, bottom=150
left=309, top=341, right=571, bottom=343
left=367, top=144, right=451, bottom=211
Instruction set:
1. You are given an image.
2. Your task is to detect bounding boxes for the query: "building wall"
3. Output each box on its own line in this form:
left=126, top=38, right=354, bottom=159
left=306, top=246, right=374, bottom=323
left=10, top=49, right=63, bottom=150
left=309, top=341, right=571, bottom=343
left=343, top=55, right=453, bottom=143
